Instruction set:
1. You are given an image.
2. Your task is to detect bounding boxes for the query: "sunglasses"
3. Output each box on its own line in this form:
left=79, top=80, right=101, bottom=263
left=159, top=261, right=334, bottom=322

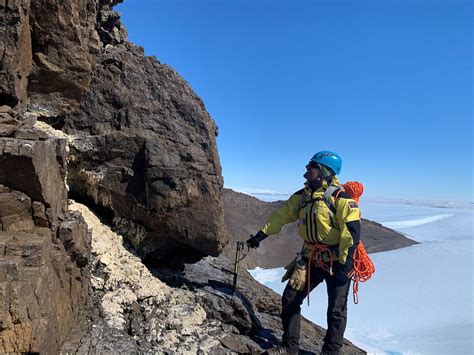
left=307, top=161, right=333, bottom=177
left=307, top=161, right=320, bottom=170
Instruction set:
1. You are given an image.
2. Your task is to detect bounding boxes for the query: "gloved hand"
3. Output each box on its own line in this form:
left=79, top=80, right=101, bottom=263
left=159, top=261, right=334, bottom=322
left=246, top=230, right=267, bottom=249
left=282, top=256, right=307, bottom=291
left=281, top=258, right=296, bottom=283
left=333, top=262, right=350, bottom=286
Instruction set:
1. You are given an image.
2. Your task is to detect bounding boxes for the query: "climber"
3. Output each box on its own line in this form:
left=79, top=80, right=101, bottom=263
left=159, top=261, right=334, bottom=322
left=247, top=151, right=361, bottom=355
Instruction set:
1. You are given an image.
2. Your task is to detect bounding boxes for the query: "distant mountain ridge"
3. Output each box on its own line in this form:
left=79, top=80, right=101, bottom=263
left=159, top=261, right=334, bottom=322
left=222, top=188, right=418, bottom=269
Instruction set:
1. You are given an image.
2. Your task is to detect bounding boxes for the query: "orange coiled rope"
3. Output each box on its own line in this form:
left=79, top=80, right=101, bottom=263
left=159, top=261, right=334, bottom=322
left=348, top=242, right=375, bottom=304
left=342, top=181, right=364, bottom=205
left=343, top=181, right=375, bottom=304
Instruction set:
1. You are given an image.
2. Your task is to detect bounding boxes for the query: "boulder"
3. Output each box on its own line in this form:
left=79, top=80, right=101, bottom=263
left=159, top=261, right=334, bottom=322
left=64, top=41, right=227, bottom=259
left=0, top=104, right=90, bottom=352
left=2, top=0, right=227, bottom=262
left=0, top=188, right=34, bottom=231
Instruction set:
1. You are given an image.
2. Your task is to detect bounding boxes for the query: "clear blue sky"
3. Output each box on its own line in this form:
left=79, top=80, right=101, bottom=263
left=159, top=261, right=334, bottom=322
left=117, top=0, right=472, bottom=201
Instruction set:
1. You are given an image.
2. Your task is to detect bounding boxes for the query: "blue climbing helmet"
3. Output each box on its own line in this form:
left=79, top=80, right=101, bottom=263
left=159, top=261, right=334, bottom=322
left=310, top=151, right=342, bottom=176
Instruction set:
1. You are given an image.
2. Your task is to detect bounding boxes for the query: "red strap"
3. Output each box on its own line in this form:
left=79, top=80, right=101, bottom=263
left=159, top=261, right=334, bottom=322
left=305, top=242, right=334, bottom=306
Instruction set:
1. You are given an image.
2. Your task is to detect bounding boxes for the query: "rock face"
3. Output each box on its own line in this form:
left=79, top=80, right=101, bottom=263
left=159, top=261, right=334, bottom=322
left=1, top=0, right=100, bottom=112
left=1, top=0, right=227, bottom=260
left=0, top=0, right=32, bottom=108
left=28, top=0, right=101, bottom=115
left=222, top=188, right=418, bottom=269
left=1, top=3, right=100, bottom=343
left=0, top=131, right=91, bottom=352
left=61, top=6, right=226, bottom=260
left=0, top=137, right=68, bottom=229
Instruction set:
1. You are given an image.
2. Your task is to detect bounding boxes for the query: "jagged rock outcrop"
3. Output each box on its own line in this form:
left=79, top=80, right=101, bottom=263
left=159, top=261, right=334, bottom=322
left=59, top=4, right=226, bottom=260
left=0, top=129, right=91, bottom=352
left=2, top=0, right=227, bottom=260
left=222, top=188, right=418, bottom=269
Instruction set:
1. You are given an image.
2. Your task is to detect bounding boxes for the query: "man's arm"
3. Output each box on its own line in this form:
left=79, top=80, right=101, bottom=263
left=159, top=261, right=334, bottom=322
left=261, top=189, right=303, bottom=236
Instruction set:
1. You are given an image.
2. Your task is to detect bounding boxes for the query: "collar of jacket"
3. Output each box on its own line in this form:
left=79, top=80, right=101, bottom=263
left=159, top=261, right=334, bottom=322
left=303, top=177, right=340, bottom=200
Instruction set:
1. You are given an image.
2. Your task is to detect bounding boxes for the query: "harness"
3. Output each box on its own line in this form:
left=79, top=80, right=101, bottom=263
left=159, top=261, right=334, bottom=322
left=304, top=241, right=333, bottom=305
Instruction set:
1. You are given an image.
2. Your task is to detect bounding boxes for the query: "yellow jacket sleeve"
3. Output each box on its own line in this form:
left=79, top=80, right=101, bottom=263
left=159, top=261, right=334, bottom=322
left=261, top=192, right=301, bottom=236
left=335, top=195, right=361, bottom=264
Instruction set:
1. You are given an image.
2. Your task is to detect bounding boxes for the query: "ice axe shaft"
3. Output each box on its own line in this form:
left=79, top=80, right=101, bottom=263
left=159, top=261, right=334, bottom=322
left=232, top=241, right=245, bottom=294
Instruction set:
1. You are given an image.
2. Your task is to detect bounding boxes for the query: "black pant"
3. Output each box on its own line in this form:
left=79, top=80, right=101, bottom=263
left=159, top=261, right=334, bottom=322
left=281, top=264, right=351, bottom=354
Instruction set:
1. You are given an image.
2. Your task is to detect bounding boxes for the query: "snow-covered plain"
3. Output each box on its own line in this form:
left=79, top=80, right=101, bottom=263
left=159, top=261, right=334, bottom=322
left=248, top=199, right=474, bottom=354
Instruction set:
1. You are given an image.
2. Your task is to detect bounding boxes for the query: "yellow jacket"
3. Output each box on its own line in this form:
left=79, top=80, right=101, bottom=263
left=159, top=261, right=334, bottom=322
left=261, top=178, right=361, bottom=265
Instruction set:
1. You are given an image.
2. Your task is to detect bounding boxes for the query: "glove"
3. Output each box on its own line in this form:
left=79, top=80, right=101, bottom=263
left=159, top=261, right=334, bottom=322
left=333, top=262, right=350, bottom=286
left=246, top=230, right=267, bottom=249
left=281, top=258, right=296, bottom=282
left=282, top=255, right=307, bottom=291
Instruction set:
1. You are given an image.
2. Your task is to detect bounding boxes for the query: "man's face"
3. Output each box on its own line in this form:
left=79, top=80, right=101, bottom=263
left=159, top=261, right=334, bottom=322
left=304, top=161, right=320, bottom=181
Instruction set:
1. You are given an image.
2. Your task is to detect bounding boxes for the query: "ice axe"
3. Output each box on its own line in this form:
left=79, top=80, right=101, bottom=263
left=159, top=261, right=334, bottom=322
left=232, top=241, right=249, bottom=295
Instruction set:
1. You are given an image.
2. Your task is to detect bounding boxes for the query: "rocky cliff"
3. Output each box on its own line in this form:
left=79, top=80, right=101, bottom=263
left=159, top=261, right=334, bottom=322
left=1, top=0, right=365, bottom=353
left=0, top=123, right=91, bottom=352
left=1, top=0, right=226, bottom=262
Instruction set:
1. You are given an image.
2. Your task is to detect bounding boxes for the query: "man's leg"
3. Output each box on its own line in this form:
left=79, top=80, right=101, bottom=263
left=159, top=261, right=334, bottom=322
left=321, top=275, right=351, bottom=354
left=281, top=264, right=325, bottom=353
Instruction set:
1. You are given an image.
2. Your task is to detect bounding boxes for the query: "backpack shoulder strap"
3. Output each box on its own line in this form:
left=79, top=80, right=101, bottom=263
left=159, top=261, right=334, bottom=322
left=324, top=186, right=341, bottom=214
